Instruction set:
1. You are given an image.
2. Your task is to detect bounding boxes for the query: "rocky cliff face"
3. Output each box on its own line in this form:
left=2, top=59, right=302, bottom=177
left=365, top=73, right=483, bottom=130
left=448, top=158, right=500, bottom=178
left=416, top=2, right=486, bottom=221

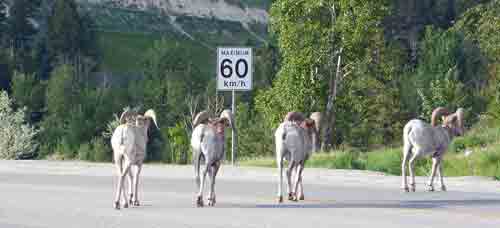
left=79, top=0, right=268, bottom=24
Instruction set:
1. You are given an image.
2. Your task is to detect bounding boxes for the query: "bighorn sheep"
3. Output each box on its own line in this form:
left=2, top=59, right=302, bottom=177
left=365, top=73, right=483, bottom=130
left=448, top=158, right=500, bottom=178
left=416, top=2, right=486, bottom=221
left=276, top=112, right=319, bottom=203
left=111, top=109, right=159, bottom=209
left=401, top=107, right=465, bottom=192
left=191, top=109, right=235, bottom=207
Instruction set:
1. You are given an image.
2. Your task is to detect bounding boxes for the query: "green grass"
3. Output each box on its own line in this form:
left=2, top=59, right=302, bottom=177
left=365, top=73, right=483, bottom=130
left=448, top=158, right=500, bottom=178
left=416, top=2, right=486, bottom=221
left=240, top=123, right=500, bottom=180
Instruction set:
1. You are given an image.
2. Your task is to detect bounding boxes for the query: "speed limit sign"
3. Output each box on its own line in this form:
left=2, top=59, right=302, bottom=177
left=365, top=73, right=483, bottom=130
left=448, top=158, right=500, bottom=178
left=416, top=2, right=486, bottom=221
left=217, top=47, right=252, bottom=91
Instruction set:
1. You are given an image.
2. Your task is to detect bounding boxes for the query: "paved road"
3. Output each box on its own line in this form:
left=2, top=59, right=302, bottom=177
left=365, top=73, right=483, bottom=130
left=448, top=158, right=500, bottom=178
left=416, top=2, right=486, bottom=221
left=1, top=160, right=499, bottom=228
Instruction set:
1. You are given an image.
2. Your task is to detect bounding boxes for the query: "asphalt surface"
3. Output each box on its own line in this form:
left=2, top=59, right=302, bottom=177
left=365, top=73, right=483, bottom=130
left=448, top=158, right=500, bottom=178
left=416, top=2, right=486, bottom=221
left=1, top=160, right=499, bottom=228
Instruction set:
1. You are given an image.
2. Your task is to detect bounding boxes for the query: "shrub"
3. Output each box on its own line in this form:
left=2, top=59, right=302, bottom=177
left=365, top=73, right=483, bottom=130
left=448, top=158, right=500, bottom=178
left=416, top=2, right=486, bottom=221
left=53, top=138, right=75, bottom=160
left=0, top=91, right=40, bottom=159
left=77, top=142, right=92, bottom=161
left=365, top=148, right=402, bottom=175
left=307, top=152, right=366, bottom=170
left=471, top=148, right=500, bottom=179
left=449, top=135, right=487, bottom=153
left=167, top=122, right=190, bottom=164
left=92, top=137, right=111, bottom=162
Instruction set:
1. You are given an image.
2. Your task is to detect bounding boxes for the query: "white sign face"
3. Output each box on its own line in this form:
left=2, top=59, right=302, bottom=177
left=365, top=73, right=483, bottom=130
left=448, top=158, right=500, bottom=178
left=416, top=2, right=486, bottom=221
left=217, top=47, right=252, bottom=91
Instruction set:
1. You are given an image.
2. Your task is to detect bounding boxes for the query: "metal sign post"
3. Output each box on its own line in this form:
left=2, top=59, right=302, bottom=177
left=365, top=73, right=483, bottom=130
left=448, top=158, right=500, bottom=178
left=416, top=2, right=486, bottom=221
left=216, top=47, right=253, bottom=166
left=231, top=89, right=236, bottom=165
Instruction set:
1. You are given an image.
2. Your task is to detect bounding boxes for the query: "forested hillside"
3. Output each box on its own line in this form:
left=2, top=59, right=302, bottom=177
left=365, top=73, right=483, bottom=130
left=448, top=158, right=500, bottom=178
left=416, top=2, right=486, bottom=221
left=0, top=0, right=499, bottom=171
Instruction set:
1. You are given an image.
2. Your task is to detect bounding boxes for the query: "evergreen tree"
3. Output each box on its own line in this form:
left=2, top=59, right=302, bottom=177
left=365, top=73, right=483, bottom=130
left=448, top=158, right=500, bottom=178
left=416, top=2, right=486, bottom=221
left=47, top=0, right=83, bottom=63
left=0, top=0, right=7, bottom=46
left=46, top=0, right=98, bottom=77
left=8, top=0, right=39, bottom=72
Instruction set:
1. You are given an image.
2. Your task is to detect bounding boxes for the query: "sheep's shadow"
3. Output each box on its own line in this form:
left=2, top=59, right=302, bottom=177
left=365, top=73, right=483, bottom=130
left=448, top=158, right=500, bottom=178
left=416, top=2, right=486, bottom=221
left=219, top=199, right=500, bottom=209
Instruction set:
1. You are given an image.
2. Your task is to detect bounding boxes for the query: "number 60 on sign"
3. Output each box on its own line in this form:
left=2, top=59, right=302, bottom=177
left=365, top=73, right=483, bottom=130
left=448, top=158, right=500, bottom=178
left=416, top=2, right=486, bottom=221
left=217, top=47, right=253, bottom=91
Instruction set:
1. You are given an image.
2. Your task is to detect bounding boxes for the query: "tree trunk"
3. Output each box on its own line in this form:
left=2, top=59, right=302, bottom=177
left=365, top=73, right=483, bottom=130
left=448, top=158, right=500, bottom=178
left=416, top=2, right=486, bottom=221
left=322, top=48, right=342, bottom=151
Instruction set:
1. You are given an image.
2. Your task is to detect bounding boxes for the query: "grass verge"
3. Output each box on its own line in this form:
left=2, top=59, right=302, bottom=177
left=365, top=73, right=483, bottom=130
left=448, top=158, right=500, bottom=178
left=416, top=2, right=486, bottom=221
left=239, top=123, right=500, bottom=180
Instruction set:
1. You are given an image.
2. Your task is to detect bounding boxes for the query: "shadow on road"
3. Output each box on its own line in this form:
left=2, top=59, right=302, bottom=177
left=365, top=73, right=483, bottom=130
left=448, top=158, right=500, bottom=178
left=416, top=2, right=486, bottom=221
left=217, top=199, right=500, bottom=209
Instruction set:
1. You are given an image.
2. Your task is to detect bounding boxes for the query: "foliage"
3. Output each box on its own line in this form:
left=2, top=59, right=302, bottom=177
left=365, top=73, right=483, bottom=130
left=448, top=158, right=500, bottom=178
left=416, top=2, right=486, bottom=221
left=47, top=0, right=97, bottom=64
left=0, top=0, right=7, bottom=45
left=364, top=148, right=402, bottom=175
left=78, top=137, right=111, bottom=162
left=258, top=0, right=400, bottom=149
left=0, top=48, right=13, bottom=91
left=307, top=152, right=366, bottom=170
left=453, top=0, right=500, bottom=62
left=235, top=102, right=274, bottom=158
left=452, top=0, right=500, bottom=124
left=167, top=122, right=190, bottom=164
left=40, top=64, right=126, bottom=158
left=11, top=71, right=46, bottom=115
left=338, top=41, right=407, bottom=148
left=242, top=141, right=500, bottom=180
left=135, top=39, right=206, bottom=126
left=8, top=0, right=39, bottom=72
left=0, top=91, right=39, bottom=159
left=414, top=26, right=488, bottom=123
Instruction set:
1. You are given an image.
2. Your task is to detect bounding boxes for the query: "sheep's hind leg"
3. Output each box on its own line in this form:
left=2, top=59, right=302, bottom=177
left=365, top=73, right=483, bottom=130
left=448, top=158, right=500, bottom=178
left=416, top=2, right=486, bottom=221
left=127, top=167, right=133, bottom=206
left=114, top=159, right=131, bottom=210
left=437, top=160, right=446, bottom=191
left=132, top=164, right=142, bottom=206
left=296, top=163, right=305, bottom=201
left=427, top=157, right=440, bottom=192
left=408, top=152, right=419, bottom=192
left=277, top=155, right=284, bottom=203
left=290, top=164, right=304, bottom=202
left=401, top=144, right=412, bottom=192
left=208, top=161, right=220, bottom=207
left=286, top=161, right=296, bottom=201
left=196, top=164, right=209, bottom=207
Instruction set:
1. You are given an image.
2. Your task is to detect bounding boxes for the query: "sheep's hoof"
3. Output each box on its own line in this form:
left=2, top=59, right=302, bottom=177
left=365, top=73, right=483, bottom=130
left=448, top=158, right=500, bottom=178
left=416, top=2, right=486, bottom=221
left=402, top=186, right=410, bottom=192
left=133, top=200, right=140, bottom=206
left=208, top=198, right=216, bottom=207
left=299, top=194, right=305, bottom=201
left=288, top=193, right=298, bottom=202
left=427, top=185, right=435, bottom=192
left=441, top=185, right=447, bottom=192
left=277, top=196, right=284, bottom=203
left=129, top=195, right=133, bottom=205
left=114, top=201, right=120, bottom=210
left=196, top=196, right=204, bottom=208
left=410, top=184, right=416, bottom=192
left=123, top=202, right=129, bottom=208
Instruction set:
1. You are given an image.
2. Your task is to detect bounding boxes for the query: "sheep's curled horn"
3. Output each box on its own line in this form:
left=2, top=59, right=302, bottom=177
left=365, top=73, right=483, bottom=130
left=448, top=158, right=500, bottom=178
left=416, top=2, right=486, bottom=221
left=119, top=109, right=136, bottom=124
left=431, top=107, right=451, bottom=127
left=309, top=112, right=322, bottom=133
left=193, top=111, right=210, bottom=127
left=220, top=109, right=236, bottom=133
left=284, top=112, right=305, bottom=123
left=144, top=109, right=159, bottom=129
